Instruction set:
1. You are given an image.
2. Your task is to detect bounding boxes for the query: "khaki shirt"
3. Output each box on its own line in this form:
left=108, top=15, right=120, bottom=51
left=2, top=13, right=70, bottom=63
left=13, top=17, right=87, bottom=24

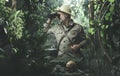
left=47, top=23, right=86, bottom=56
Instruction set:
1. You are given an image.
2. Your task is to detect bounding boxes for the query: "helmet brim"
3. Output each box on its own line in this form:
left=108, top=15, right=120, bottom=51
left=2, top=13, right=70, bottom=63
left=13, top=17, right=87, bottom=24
left=55, top=7, right=71, bottom=15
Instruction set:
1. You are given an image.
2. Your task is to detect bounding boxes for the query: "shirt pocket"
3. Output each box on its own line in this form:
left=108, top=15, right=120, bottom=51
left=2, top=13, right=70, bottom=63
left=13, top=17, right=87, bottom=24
left=69, top=30, right=78, bottom=37
left=68, top=30, right=79, bottom=43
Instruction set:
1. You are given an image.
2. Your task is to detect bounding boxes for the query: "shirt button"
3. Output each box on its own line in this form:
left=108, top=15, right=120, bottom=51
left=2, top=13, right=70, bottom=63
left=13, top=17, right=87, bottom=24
left=63, top=40, right=67, bottom=43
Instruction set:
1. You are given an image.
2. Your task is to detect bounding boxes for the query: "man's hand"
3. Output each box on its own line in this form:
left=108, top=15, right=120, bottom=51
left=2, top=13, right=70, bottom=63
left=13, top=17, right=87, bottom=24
left=43, top=18, right=52, bottom=32
left=70, top=44, right=80, bottom=52
left=46, top=18, right=52, bottom=24
left=71, top=40, right=86, bottom=52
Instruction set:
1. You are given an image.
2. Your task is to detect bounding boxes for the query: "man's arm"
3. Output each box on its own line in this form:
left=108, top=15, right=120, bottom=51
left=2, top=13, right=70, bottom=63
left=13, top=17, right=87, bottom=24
left=71, top=40, right=86, bottom=51
left=43, top=18, right=52, bottom=32
left=71, top=25, right=86, bottom=51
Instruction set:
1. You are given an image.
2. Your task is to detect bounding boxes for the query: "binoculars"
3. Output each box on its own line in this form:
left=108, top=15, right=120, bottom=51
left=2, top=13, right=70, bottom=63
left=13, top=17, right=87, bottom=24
left=48, top=12, right=60, bottom=19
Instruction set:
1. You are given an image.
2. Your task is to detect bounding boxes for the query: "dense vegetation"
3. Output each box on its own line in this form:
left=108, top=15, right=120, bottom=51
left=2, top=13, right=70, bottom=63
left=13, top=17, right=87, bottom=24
left=0, top=0, right=120, bottom=76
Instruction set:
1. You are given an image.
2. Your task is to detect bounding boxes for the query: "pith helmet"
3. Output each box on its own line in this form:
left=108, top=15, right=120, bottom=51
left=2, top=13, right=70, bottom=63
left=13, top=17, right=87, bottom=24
left=56, top=5, right=71, bottom=15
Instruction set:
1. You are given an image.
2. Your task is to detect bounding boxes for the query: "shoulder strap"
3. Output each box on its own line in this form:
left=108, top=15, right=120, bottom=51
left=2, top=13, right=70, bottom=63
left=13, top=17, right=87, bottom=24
left=57, top=24, right=75, bottom=50
left=57, top=34, right=66, bottom=50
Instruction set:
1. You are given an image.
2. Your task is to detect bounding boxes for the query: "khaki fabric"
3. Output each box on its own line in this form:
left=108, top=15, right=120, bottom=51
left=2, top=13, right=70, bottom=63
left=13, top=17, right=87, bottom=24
left=47, top=23, right=86, bottom=57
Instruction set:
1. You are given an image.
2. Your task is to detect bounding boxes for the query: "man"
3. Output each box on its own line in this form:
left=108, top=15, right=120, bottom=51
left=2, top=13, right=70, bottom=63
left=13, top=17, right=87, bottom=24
left=44, top=5, right=86, bottom=71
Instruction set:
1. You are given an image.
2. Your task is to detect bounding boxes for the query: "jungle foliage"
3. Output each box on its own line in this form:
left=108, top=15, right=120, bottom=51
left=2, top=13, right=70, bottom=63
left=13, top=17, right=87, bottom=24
left=0, top=0, right=120, bottom=76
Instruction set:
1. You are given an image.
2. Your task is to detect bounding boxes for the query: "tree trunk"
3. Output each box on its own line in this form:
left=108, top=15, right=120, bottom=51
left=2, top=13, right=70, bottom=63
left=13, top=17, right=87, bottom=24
left=89, top=0, right=94, bottom=20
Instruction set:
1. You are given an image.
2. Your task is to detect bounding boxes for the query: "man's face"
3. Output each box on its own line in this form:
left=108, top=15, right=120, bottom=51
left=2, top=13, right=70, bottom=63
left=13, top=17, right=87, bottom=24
left=57, top=11, right=68, bottom=23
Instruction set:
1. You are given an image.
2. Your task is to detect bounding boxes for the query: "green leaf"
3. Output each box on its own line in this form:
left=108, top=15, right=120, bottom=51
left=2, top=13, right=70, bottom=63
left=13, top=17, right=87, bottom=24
left=12, top=48, right=18, bottom=53
left=109, top=0, right=114, bottom=3
left=105, top=13, right=111, bottom=20
left=105, top=25, right=109, bottom=29
left=88, top=28, right=95, bottom=35
left=89, top=20, right=94, bottom=25
left=100, top=31, right=104, bottom=38
left=109, top=5, right=114, bottom=12
left=101, top=25, right=105, bottom=29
